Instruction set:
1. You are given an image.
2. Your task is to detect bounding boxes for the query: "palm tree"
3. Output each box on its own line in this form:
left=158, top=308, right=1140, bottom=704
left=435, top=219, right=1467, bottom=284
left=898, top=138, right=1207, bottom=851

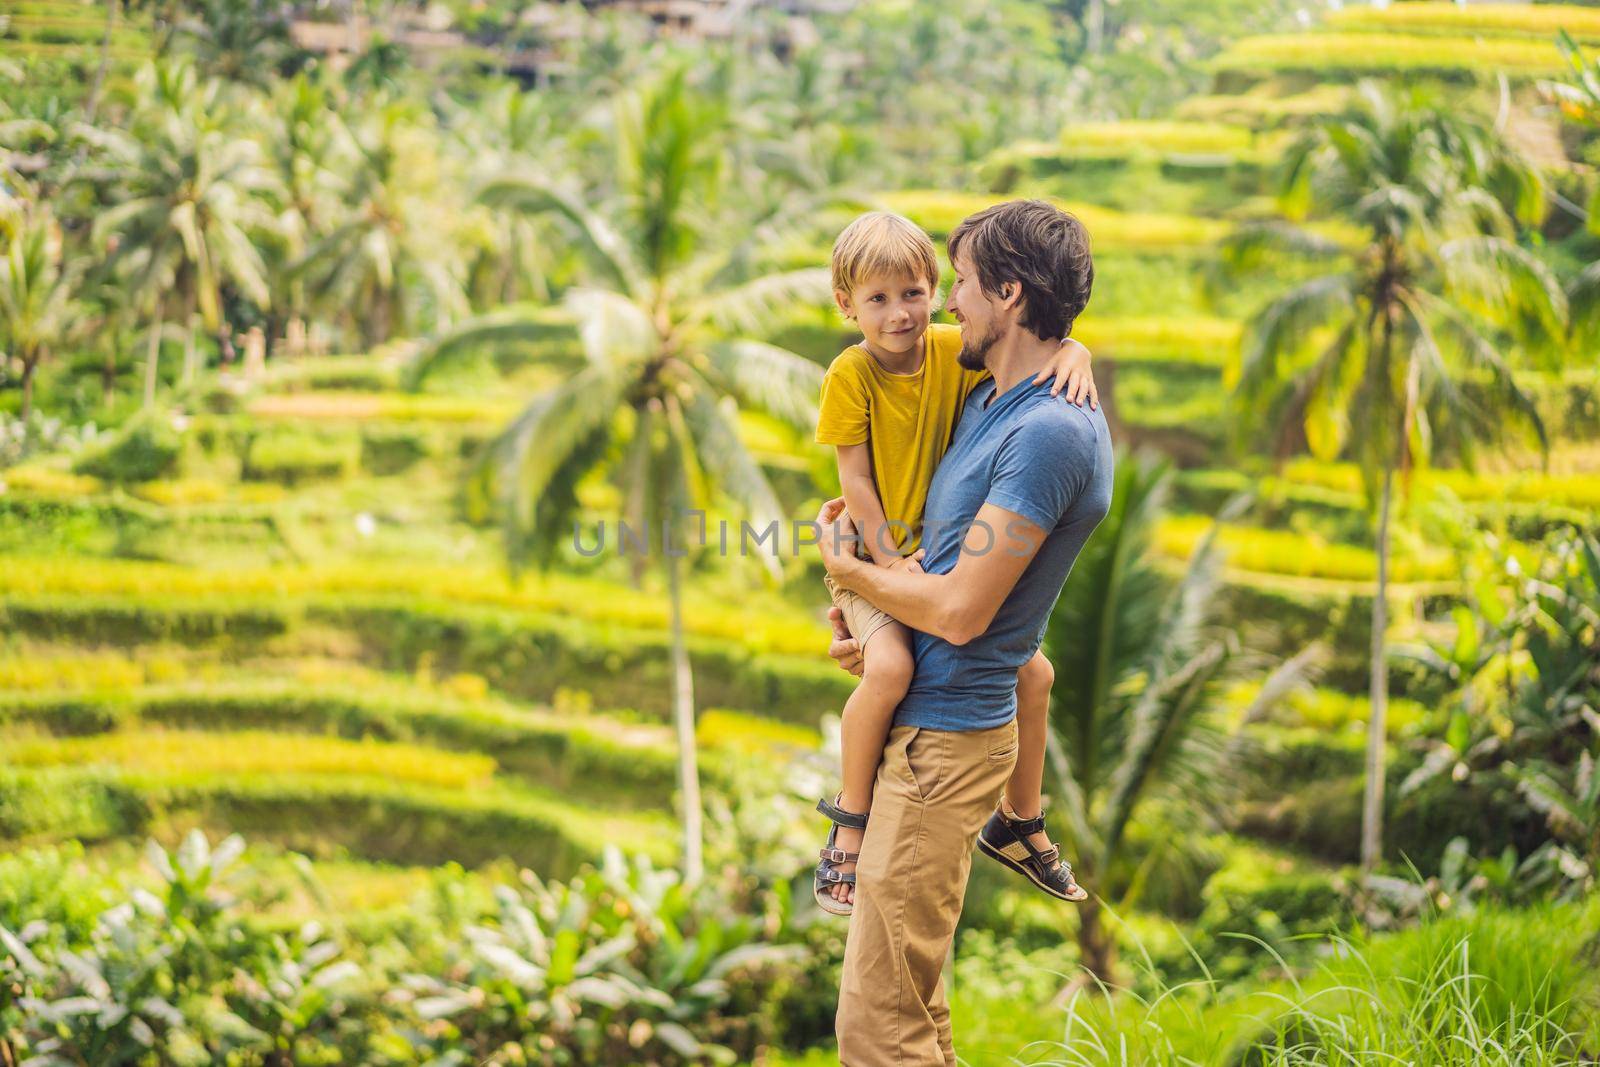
left=0, top=207, right=79, bottom=420
left=1222, top=83, right=1565, bottom=871
left=261, top=73, right=345, bottom=355
left=1040, top=454, right=1304, bottom=988
left=1544, top=32, right=1600, bottom=345
left=296, top=97, right=466, bottom=349
left=92, top=59, right=274, bottom=405
left=448, top=84, right=568, bottom=310
left=410, top=68, right=830, bottom=883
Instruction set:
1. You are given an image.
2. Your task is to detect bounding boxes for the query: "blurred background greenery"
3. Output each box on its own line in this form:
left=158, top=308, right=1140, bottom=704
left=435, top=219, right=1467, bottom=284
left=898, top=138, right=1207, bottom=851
left=1, top=1, right=1598, bottom=1064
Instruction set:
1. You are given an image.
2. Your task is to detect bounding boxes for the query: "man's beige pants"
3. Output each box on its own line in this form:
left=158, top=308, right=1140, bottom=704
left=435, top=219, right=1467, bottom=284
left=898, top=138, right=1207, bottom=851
left=836, top=717, right=1019, bottom=1066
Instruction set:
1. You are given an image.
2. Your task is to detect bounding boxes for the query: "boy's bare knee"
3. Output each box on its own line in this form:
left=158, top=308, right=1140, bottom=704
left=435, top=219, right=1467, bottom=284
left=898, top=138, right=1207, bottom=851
left=1018, top=653, right=1054, bottom=699
left=864, top=636, right=915, bottom=694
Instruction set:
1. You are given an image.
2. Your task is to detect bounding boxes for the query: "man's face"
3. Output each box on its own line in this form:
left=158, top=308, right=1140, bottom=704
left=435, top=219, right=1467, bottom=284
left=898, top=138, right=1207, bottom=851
left=834, top=271, right=933, bottom=358
left=946, top=248, right=1004, bottom=371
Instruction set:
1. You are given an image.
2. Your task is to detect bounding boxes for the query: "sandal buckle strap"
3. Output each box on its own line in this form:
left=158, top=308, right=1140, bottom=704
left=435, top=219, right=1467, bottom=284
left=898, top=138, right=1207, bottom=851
left=816, top=795, right=869, bottom=829
left=1008, top=813, right=1047, bottom=837
left=819, top=847, right=857, bottom=864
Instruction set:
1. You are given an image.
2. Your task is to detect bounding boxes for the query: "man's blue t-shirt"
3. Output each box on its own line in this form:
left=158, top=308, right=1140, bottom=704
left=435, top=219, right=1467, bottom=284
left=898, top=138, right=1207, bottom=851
left=896, top=376, right=1114, bottom=731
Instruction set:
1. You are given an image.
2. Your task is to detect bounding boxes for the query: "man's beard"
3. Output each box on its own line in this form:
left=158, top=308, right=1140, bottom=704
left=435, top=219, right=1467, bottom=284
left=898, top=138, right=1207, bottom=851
left=957, top=321, right=1000, bottom=371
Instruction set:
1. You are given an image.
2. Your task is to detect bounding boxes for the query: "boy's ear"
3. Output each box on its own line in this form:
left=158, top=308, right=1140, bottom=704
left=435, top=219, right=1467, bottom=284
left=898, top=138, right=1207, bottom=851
left=833, top=288, right=855, bottom=320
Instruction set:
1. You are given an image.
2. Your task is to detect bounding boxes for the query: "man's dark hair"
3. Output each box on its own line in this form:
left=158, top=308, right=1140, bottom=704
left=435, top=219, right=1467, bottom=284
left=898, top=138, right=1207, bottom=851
left=948, top=199, right=1093, bottom=341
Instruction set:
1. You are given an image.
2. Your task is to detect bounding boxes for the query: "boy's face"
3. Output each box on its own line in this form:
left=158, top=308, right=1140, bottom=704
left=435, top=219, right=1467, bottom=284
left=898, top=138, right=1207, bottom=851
left=834, top=270, right=934, bottom=358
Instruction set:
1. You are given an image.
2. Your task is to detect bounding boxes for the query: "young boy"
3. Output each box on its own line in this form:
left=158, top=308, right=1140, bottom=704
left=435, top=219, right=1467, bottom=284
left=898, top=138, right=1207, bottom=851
left=813, top=211, right=1096, bottom=915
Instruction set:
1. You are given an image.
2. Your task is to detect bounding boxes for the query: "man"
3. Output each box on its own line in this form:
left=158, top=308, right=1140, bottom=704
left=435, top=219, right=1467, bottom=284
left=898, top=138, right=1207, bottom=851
left=814, top=198, right=1114, bottom=1066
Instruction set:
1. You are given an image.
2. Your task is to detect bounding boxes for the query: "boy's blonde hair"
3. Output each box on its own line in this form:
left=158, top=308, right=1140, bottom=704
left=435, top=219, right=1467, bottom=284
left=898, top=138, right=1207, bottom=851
left=830, top=212, right=940, bottom=301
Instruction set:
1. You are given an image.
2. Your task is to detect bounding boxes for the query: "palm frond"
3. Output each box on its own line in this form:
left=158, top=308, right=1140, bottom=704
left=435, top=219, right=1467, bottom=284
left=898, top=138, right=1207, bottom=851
left=686, top=267, right=832, bottom=336
left=565, top=288, right=657, bottom=368
left=680, top=377, right=785, bottom=581
left=1099, top=636, right=1234, bottom=864
left=1409, top=288, right=1548, bottom=456
left=702, top=339, right=823, bottom=430
left=1238, top=643, right=1328, bottom=727
left=1565, top=259, right=1600, bottom=345
left=481, top=175, right=643, bottom=297
left=406, top=303, right=584, bottom=388
left=1135, top=492, right=1240, bottom=683
left=1220, top=220, right=1346, bottom=278
left=1233, top=272, right=1358, bottom=405
left=1045, top=455, right=1173, bottom=802
left=477, top=365, right=630, bottom=570
left=1437, top=235, right=1568, bottom=351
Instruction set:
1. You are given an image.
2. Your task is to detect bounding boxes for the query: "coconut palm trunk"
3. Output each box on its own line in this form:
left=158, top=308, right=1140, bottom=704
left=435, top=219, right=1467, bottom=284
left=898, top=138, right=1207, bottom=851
left=666, top=541, right=704, bottom=885
left=182, top=289, right=200, bottom=385
left=143, top=312, right=163, bottom=407
left=19, top=354, right=38, bottom=420
left=1361, top=461, right=1394, bottom=871
left=84, top=0, right=118, bottom=124
left=1076, top=899, right=1115, bottom=990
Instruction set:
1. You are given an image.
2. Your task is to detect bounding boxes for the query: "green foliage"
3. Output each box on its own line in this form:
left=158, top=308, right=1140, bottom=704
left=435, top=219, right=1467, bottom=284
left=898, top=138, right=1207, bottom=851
left=1, top=830, right=832, bottom=1065
left=71, top=415, right=183, bottom=483
left=358, top=425, right=431, bottom=475
left=1, top=832, right=379, bottom=1065
left=241, top=427, right=359, bottom=485
left=1399, top=528, right=1600, bottom=893
left=404, top=848, right=806, bottom=1064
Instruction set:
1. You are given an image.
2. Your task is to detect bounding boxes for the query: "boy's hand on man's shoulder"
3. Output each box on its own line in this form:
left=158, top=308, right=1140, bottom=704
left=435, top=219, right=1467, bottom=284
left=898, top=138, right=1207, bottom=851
left=1032, top=337, right=1098, bottom=409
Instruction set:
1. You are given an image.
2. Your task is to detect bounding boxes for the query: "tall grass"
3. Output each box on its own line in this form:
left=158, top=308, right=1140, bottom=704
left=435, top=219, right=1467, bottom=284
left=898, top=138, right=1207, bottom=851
left=954, top=900, right=1600, bottom=1066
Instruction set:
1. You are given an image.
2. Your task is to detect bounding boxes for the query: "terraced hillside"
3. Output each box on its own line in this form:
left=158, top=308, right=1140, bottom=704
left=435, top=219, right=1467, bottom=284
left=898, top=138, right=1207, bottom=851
left=0, top=6, right=1593, bottom=1062
left=0, top=349, right=844, bottom=898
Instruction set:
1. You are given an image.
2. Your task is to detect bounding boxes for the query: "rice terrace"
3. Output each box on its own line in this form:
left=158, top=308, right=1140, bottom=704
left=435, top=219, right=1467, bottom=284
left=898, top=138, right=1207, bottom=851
left=0, top=1, right=1597, bottom=1064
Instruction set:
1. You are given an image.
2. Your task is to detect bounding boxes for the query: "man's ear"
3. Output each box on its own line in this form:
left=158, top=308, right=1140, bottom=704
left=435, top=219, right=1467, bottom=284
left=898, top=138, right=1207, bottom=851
left=999, top=281, right=1024, bottom=312
left=833, top=288, right=855, bottom=320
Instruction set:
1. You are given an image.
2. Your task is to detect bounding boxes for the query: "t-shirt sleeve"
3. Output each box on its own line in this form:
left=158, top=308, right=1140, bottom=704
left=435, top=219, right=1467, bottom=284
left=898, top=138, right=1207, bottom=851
left=815, top=356, right=871, bottom=446
left=985, top=410, right=1096, bottom=533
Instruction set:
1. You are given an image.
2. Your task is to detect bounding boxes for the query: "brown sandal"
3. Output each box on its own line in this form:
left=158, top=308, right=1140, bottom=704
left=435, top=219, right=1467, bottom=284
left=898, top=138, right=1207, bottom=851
left=976, top=804, right=1088, bottom=903
left=814, top=795, right=867, bottom=916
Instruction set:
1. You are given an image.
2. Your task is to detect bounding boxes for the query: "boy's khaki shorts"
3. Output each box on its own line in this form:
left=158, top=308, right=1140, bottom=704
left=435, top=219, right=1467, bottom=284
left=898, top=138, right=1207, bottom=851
left=823, top=573, right=897, bottom=654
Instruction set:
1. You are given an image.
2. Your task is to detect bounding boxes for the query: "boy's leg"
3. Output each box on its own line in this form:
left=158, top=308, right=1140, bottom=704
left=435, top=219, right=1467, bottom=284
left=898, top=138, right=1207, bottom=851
left=984, top=651, right=1086, bottom=901
left=1006, top=650, right=1053, bottom=836
left=831, top=619, right=914, bottom=906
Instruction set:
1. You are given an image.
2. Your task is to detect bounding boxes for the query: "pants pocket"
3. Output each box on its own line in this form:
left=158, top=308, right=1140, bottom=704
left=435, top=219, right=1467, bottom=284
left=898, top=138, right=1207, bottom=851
left=904, top=727, right=946, bottom=802
left=986, top=719, right=1019, bottom=764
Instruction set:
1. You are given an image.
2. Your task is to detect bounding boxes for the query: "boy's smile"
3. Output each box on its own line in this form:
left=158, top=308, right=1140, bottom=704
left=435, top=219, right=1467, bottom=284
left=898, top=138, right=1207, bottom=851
left=835, top=270, right=934, bottom=371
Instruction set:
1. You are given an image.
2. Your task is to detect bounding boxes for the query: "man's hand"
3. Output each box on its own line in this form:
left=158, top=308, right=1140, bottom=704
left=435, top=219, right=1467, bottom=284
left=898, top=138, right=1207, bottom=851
left=815, top=496, right=859, bottom=578
left=885, top=548, right=926, bottom=573
left=827, top=606, right=863, bottom=677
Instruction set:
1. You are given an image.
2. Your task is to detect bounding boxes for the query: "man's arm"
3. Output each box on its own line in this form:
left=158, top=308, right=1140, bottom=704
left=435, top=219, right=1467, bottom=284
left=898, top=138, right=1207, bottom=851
left=815, top=497, right=1048, bottom=646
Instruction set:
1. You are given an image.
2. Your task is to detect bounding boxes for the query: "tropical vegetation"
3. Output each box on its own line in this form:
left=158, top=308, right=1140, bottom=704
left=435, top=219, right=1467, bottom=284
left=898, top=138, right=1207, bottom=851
left=2, top=1, right=1597, bottom=1064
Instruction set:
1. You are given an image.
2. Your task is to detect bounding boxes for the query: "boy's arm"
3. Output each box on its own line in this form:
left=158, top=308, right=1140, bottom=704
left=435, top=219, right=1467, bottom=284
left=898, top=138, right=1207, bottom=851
left=1030, top=337, right=1098, bottom=409
left=835, top=443, right=907, bottom=567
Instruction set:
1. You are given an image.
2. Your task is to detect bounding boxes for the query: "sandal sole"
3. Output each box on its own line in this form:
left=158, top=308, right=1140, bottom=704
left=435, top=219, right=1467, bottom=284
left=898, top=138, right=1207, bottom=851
left=976, top=834, right=1088, bottom=903
left=814, top=889, right=854, bottom=916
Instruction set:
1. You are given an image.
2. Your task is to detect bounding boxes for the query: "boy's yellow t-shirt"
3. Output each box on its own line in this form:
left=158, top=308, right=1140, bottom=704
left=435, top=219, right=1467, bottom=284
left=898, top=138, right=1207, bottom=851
left=814, top=323, right=988, bottom=554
